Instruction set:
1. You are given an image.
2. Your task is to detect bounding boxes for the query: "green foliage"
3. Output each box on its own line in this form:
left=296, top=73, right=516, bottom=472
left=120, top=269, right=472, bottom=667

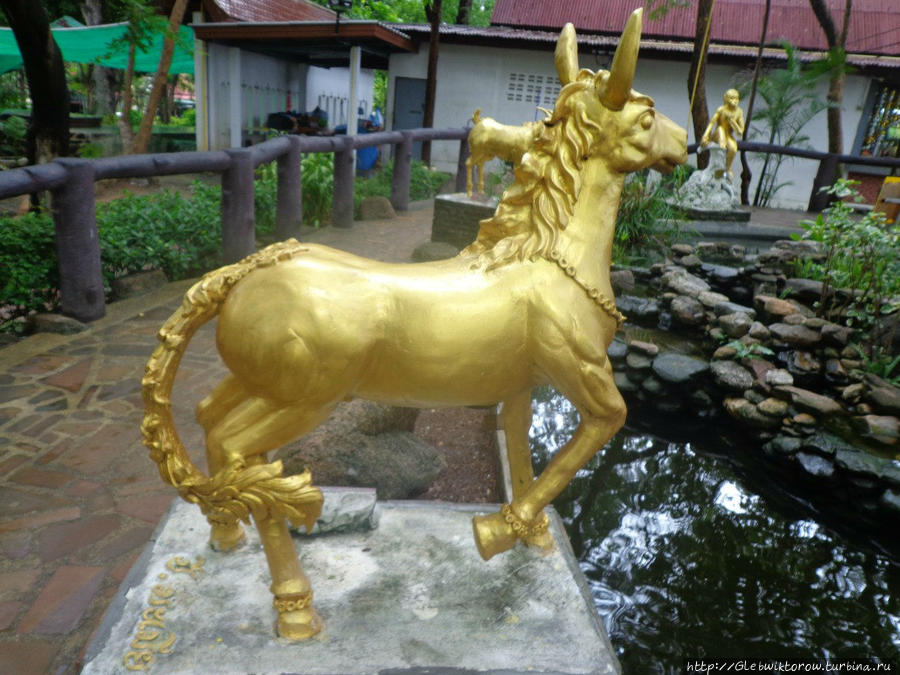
left=858, top=349, right=900, bottom=385
left=0, top=115, right=27, bottom=156
left=739, top=44, right=830, bottom=207
left=353, top=159, right=448, bottom=217
left=0, top=71, right=26, bottom=109
left=0, top=211, right=58, bottom=332
left=794, top=179, right=900, bottom=355
left=77, top=142, right=105, bottom=158
left=253, top=162, right=278, bottom=235
left=312, top=0, right=494, bottom=26
left=613, top=167, right=689, bottom=265
left=373, top=71, right=387, bottom=112
left=95, top=184, right=223, bottom=284
left=722, top=339, right=775, bottom=361
left=300, top=152, right=335, bottom=227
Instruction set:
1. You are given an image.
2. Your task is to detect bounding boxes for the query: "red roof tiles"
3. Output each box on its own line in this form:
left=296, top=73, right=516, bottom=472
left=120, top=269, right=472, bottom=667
left=491, top=0, right=900, bottom=56
left=203, top=0, right=334, bottom=23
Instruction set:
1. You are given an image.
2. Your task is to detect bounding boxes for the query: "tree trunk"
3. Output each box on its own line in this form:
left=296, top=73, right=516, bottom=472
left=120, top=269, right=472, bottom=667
left=421, top=0, right=442, bottom=166
left=131, top=0, right=189, bottom=154
left=118, top=42, right=136, bottom=153
left=740, top=0, right=771, bottom=204
left=687, top=0, right=713, bottom=169
left=809, top=0, right=851, bottom=157
left=82, top=0, right=118, bottom=116
left=0, top=0, right=70, bottom=165
left=456, top=0, right=472, bottom=24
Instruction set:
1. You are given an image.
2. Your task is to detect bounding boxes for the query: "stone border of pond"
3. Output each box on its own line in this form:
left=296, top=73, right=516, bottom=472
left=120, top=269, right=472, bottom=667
left=609, top=238, right=900, bottom=526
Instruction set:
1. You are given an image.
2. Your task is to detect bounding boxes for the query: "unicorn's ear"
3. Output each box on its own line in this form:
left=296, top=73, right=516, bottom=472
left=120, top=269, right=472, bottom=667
left=555, top=23, right=579, bottom=84
left=601, top=8, right=642, bottom=110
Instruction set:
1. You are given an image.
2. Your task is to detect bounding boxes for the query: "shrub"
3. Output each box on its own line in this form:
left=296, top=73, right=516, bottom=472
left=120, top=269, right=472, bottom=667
left=0, top=210, right=58, bottom=331
left=613, top=167, right=689, bottom=264
left=794, top=179, right=900, bottom=356
left=300, top=152, right=334, bottom=227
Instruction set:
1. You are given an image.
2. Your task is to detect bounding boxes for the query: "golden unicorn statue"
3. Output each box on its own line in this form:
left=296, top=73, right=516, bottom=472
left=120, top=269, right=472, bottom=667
left=465, top=109, right=542, bottom=197
left=141, top=8, right=686, bottom=641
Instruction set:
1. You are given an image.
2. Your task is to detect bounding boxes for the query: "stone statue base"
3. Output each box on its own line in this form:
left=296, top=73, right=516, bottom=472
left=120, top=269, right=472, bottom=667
left=670, top=145, right=750, bottom=222
left=432, top=193, right=498, bottom=249
left=82, top=490, right=619, bottom=674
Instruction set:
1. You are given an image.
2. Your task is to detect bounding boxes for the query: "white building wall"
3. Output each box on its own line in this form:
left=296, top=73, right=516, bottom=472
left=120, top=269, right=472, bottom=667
left=205, top=46, right=376, bottom=149
left=306, top=66, right=376, bottom=129
left=388, top=43, right=870, bottom=210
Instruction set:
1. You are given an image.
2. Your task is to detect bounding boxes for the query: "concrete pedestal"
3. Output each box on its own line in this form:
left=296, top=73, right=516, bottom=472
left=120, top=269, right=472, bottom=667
left=431, top=193, right=498, bottom=249
left=82, top=496, right=619, bottom=674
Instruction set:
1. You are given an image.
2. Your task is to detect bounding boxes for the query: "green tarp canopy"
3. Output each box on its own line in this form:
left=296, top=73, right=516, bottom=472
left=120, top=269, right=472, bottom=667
left=0, top=22, right=194, bottom=75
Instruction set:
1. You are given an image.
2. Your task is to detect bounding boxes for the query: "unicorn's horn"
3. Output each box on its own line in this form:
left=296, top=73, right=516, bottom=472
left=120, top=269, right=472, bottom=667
left=601, top=8, right=642, bottom=110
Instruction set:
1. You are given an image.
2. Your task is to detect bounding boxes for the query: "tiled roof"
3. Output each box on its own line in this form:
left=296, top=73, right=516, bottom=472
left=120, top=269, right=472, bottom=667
left=203, top=0, right=334, bottom=23
left=490, top=0, right=900, bottom=56
left=394, top=22, right=900, bottom=69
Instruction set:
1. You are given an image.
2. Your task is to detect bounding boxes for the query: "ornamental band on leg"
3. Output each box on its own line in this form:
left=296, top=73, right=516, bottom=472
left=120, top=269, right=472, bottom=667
left=141, top=7, right=687, bottom=641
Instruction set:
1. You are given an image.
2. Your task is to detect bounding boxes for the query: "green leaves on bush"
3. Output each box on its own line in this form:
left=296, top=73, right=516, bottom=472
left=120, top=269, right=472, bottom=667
left=794, top=179, right=900, bottom=358
left=614, top=167, right=689, bottom=264
left=0, top=211, right=58, bottom=330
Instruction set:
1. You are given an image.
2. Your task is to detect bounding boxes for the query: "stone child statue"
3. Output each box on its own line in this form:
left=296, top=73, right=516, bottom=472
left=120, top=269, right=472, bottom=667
left=701, top=88, right=745, bottom=178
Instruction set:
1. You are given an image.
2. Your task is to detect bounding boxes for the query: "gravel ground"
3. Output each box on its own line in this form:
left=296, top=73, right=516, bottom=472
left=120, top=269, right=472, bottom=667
left=414, top=407, right=502, bottom=503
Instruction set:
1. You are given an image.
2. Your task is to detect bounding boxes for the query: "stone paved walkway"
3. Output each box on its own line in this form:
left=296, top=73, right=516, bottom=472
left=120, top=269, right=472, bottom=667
left=0, top=202, right=434, bottom=675
left=0, top=198, right=808, bottom=674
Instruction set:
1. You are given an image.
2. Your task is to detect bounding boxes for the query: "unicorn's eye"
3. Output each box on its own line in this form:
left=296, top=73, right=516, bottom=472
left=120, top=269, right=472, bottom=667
left=640, top=112, right=654, bottom=130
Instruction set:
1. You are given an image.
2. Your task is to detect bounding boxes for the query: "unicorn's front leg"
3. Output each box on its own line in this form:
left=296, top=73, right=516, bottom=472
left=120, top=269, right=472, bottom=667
left=473, top=360, right=626, bottom=560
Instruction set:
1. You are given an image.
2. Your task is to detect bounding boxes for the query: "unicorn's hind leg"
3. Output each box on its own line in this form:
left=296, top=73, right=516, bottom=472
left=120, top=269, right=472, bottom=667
left=205, top=396, right=336, bottom=639
left=197, top=375, right=251, bottom=551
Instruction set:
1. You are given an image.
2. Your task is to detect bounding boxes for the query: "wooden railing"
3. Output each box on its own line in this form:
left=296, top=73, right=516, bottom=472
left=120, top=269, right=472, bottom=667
left=0, top=128, right=469, bottom=323
left=691, top=141, right=900, bottom=211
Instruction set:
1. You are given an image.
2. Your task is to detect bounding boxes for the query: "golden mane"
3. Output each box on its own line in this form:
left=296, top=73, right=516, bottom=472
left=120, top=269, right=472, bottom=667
left=461, top=79, right=605, bottom=269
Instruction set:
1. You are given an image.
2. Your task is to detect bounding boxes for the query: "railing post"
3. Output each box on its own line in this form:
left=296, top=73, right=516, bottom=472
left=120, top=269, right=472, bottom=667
left=391, top=131, right=413, bottom=211
left=222, top=148, right=255, bottom=263
left=456, top=135, right=469, bottom=193
left=332, top=137, right=354, bottom=228
left=50, top=158, right=105, bottom=322
left=276, top=135, right=303, bottom=240
left=807, top=154, right=839, bottom=212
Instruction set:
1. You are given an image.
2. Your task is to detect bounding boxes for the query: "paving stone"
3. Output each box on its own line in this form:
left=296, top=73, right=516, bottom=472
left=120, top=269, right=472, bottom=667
left=0, top=454, right=27, bottom=474
left=41, top=357, right=93, bottom=393
left=64, top=480, right=102, bottom=497
left=114, top=491, right=176, bottom=524
left=38, top=514, right=121, bottom=563
left=0, top=486, right=77, bottom=522
left=55, top=423, right=143, bottom=475
left=9, top=354, right=72, bottom=376
left=0, top=530, right=32, bottom=559
left=18, top=565, right=106, bottom=634
left=0, top=385, right=40, bottom=406
left=90, top=525, right=154, bottom=562
left=0, top=600, right=22, bottom=631
left=0, top=569, right=41, bottom=602
left=9, top=466, right=73, bottom=489
left=0, top=638, right=56, bottom=673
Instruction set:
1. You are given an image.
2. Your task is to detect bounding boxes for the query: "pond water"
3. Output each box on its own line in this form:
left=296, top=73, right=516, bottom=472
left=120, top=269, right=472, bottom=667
left=528, top=387, right=900, bottom=672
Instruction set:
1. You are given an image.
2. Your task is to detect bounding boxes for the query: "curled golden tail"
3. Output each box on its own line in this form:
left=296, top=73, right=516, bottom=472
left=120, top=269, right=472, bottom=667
left=472, top=108, right=482, bottom=125
left=140, top=239, right=322, bottom=532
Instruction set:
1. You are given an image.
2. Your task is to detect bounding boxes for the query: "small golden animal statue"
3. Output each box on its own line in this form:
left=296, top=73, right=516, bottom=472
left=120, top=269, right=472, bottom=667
left=141, top=8, right=686, bottom=641
left=700, top=88, right=745, bottom=178
left=466, top=109, right=542, bottom=197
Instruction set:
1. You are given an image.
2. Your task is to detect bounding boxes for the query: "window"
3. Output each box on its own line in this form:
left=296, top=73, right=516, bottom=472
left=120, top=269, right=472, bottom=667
left=860, top=82, right=900, bottom=158
left=505, top=73, right=561, bottom=107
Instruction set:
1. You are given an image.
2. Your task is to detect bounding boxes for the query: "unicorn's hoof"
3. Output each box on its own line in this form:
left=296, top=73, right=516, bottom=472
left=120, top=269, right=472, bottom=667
left=277, top=606, right=323, bottom=641
left=522, top=510, right=554, bottom=552
left=209, top=522, right=246, bottom=552
left=472, top=512, right=517, bottom=561
left=523, top=528, right=555, bottom=553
